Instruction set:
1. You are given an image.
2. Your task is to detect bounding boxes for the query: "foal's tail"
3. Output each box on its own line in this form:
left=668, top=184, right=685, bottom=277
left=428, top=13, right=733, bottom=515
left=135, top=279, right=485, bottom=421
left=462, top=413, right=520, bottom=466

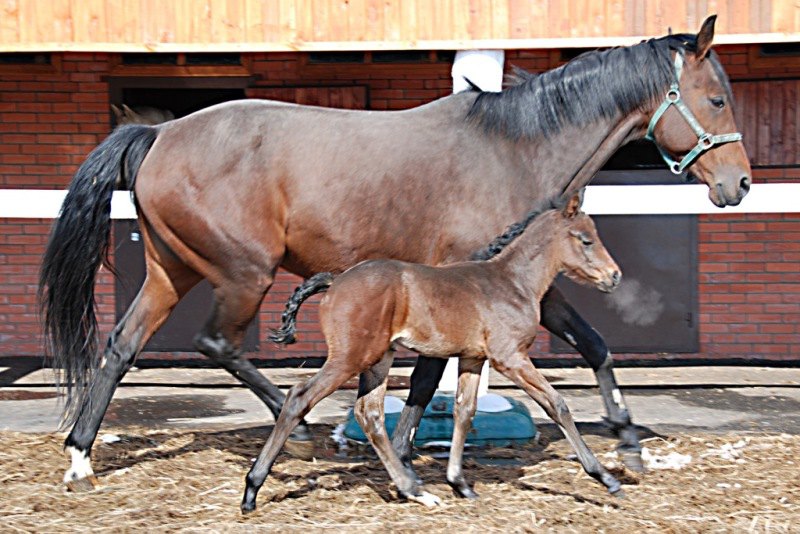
left=38, top=124, right=158, bottom=428
left=270, top=272, right=335, bottom=345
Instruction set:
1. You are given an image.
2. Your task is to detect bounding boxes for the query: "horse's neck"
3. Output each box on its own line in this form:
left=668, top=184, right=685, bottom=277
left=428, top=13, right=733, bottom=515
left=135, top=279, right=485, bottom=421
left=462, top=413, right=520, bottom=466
left=518, top=112, right=645, bottom=196
left=492, top=216, right=563, bottom=303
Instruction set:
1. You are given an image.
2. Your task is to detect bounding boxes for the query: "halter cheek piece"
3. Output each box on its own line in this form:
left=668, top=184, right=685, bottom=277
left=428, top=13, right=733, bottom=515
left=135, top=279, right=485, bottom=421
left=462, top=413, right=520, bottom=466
left=645, top=52, right=743, bottom=174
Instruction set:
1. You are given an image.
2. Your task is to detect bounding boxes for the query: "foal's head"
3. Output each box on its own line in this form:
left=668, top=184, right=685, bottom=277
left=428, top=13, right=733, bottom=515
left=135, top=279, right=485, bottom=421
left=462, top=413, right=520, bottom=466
left=555, top=193, right=621, bottom=293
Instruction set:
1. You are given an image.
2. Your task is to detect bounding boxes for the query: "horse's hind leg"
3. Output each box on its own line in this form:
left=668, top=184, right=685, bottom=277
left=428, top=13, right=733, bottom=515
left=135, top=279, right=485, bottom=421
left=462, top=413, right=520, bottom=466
left=64, top=244, right=198, bottom=491
left=446, top=357, right=482, bottom=499
left=242, top=357, right=358, bottom=513
left=355, top=351, right=441, bottom=507
left=492, top=352, right=623, bottom=496
left=193, top=279, right=313, bottom=449
left=540, top=286, right=643, bottom=472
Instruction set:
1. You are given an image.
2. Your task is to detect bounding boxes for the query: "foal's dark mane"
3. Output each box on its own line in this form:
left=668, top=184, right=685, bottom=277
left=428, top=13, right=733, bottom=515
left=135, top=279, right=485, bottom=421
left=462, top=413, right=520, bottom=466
left=470, top=197, right=563, bottom=261
left=466, top=34, right=732, bottom=140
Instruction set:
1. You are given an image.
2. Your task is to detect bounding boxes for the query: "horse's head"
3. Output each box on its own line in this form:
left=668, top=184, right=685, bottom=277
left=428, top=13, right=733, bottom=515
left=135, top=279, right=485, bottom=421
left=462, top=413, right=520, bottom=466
left=557, top=191, right=621, bottom=293
left=646, top=15, right=751, bottom=207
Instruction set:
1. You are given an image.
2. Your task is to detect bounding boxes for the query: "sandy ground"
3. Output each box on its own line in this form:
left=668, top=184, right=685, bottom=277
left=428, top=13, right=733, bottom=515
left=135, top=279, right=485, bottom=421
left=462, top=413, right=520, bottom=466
left=1, top=365, right=799, bottom=532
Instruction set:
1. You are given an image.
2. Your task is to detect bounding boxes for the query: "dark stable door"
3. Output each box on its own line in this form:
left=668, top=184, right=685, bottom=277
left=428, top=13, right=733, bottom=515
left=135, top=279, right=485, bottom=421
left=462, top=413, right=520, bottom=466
left=551, top=169, right=698, bottom=353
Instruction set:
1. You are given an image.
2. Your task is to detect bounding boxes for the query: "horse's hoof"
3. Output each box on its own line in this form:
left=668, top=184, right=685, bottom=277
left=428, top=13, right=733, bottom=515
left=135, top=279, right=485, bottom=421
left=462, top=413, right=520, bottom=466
left=241, top=500, right=256, bottom=514
left=610, top=487, right=626, bottom=499
left=65, top=474, right=98, bottom=493
left=407, top=491, right=442, bottom=508
left=620, top=451, right=645, bottom=473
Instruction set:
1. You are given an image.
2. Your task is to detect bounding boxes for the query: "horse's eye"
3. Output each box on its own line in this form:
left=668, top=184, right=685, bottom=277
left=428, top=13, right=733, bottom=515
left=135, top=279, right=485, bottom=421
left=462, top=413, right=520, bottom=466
left=710, top=96, right=725, bottom=109
left=576, top=234, right=593, bottom=246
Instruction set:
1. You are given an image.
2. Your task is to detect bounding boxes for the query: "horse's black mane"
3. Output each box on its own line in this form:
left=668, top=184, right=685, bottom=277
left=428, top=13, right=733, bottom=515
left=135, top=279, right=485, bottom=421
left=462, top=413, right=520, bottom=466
left=470, top=196, right=566, bottom=261
left=466, top=33, right=732, bottom=140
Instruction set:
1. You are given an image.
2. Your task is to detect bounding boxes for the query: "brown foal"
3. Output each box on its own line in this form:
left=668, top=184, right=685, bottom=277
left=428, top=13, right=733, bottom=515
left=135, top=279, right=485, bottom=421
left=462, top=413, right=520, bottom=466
left=242, top=193, right=623, bottom=512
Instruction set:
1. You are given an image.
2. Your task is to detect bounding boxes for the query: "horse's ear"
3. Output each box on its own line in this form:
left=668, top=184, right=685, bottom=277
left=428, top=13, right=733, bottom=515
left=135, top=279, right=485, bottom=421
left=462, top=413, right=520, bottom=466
left=111, top=104, right=123, bottom=122
left=696, top=15, right=717, bottom=60
left=122, top=104, right=136, bottom=119
left=563, top=189, right=584, bottom=219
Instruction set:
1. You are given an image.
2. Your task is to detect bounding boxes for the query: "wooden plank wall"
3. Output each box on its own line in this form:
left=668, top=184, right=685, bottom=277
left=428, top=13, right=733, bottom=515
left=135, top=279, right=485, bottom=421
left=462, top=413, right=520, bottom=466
left=733, top=79, right=800, bottom=167
left=1, top=0, right=798, bottom=52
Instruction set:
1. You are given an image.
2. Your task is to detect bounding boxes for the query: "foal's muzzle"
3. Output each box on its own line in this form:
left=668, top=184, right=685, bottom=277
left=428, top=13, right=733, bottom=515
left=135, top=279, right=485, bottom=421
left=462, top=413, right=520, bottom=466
left=598, top=270, right=622, bottom=293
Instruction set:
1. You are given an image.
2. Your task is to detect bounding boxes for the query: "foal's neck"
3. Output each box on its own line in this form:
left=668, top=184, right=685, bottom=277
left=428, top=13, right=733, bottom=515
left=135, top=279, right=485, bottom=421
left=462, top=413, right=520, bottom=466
left=491, top=212, right=564, bottom=303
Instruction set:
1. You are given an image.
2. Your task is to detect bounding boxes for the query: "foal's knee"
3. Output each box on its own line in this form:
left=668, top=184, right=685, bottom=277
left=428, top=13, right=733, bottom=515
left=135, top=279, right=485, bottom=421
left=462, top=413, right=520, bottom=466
left=550, top=394, right=571, bottom=423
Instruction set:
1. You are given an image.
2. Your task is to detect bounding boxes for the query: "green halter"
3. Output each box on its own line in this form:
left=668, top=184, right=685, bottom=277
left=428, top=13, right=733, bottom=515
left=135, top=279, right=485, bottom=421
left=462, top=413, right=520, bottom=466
left=645, top=52, right=743, bottom=174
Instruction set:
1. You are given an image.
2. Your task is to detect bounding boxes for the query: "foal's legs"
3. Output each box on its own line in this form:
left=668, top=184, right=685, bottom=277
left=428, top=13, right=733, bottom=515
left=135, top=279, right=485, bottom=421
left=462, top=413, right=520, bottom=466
left=63, top=244, right=199, bottom=490
left=242, top=358, right=359, bottom=513
left=193, top=277, right=313, bottom=446
left=393, top=288, right=643, bottom=475
left=492, top=352, right=622, bottom=496
left=446, top=357, right=483, bottom=499
left=355, top=352, right=441, bottom=507
left=540, top=286, right=643, bottom=471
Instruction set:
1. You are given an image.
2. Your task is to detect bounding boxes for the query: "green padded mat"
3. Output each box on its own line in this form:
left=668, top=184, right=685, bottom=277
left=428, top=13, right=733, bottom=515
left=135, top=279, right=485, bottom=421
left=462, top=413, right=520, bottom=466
left=343, top=394, right=537, bottom=447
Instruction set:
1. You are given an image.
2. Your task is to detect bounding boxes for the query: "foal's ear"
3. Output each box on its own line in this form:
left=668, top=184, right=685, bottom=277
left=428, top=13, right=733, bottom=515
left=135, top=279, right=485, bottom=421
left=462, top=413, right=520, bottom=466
left=563, top=189, right=584, bottom=219
left=695, top=15, right=717, bottom=61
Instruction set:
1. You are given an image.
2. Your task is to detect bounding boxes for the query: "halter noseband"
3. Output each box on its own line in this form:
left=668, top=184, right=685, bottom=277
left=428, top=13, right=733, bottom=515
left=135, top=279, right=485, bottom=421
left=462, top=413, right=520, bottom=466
left=645, top=52, right=743, bottom=174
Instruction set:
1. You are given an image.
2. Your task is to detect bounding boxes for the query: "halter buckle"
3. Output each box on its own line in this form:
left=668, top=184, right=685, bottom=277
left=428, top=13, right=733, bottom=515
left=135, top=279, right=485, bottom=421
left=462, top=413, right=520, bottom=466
left=699, top=133, right=715, bottom=149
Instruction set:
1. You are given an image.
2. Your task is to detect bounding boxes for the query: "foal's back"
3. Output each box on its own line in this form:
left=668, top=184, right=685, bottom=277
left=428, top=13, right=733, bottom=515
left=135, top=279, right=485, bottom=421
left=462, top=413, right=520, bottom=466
left=318, top=255, right=524, bottom=360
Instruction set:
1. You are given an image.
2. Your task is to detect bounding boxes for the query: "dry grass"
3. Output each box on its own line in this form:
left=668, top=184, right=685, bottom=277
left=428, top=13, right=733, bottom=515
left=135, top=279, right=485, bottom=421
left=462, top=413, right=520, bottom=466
left=0, top=425, right=797, bottom=533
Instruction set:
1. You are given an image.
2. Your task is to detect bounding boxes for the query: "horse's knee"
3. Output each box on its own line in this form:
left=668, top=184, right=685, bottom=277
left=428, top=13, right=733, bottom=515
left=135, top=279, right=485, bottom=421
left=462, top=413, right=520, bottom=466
left=99, top=336, right=136, bottom=378
left=193, top=331, right=234, bottom=360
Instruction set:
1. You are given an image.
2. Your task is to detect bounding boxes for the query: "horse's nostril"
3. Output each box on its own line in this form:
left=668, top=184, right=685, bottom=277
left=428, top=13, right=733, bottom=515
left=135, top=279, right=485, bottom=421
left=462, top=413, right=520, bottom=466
left=611, top=270, right=621, bottom=285
left=740, top=175, right=751, bottom=192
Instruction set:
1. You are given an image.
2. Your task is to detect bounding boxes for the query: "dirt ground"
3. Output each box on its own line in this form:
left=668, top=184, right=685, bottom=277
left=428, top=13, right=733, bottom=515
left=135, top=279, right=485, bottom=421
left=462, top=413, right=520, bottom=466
left=0, top=424, right=797, bottom=533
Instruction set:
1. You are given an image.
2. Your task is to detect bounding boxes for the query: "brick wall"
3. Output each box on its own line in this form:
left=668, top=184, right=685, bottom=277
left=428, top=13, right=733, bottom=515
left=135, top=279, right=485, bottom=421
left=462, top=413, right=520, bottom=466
left=0, top=46, right=797, bottom=365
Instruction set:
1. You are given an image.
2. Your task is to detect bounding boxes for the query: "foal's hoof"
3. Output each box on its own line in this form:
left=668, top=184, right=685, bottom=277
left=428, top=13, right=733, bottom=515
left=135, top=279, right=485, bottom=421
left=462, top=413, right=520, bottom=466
left=601, top=472, right=624, bottom=497
left=284, top=428, right=314, bottom=460
left=241, top=485, right=259, bottom=514
left=454, top=486, right=479, bottom=500
left=620, top=450, right=645, bottom=473
left=407, top=491, right=442, bottom=508
left=240, top=500, right=256, bottom=514
left=65, top=474, right=99, bottom=493
left=448, top=479, right=479, bottom=499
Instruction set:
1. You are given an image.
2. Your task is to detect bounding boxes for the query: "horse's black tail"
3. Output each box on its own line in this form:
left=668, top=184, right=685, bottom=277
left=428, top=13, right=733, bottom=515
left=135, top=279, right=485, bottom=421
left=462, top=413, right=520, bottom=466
left=270, top=273, right=335, bottom=345
left=38, top=124, right=158, bottom=428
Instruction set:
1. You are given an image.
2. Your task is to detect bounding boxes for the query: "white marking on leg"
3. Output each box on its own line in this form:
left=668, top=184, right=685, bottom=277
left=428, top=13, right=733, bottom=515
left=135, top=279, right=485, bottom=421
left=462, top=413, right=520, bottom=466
left=64, top=446, right=94, bottom=483
left=564, top=331, right=577, bottom=346
left=408, top=491, right=442, bottom=507
left=409, top=427, right=416, bottom=443
left=612, top=388, right=623, bottom=406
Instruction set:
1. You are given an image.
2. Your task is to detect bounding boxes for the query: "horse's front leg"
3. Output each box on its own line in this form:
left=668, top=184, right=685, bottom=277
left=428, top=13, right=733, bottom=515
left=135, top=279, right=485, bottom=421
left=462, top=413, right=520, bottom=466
left=540, top=286, right=644, bottom=472
left=390, top=356, right=448, bottom=478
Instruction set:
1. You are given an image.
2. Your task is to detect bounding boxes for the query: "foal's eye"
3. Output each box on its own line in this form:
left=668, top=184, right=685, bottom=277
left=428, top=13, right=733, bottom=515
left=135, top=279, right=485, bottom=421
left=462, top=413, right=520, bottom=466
left=573, top=233, right=593, bottom=246
left=710, top=96, right=725, bottom=109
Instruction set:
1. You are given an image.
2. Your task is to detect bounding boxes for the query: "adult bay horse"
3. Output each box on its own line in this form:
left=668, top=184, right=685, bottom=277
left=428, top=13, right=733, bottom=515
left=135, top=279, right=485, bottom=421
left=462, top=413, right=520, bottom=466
left=243, top=192, right=624, bottom=511
left=40, top=16, right=750, bottom=490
